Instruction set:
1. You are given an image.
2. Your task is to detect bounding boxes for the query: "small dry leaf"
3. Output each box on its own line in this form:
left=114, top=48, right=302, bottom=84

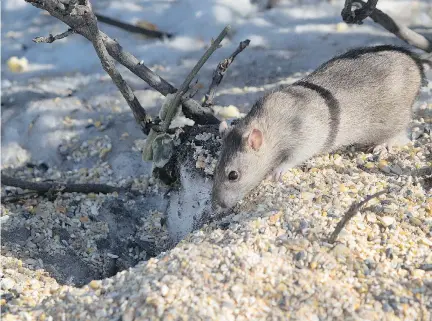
left=7, top=56, right=29, bottom=72
left=63, top=116, right=73, bottom=126
left=56, top=206, right=67, bottom=214
left=336, top=22, right=348, bottom=32
left=135, top=20, right=158, bottom=31
left=120, top=132, right=130, bottom=140
left=268, top=211, right=282, bottom=225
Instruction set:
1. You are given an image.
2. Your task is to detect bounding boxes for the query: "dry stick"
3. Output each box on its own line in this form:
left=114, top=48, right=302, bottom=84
left=29, top=1, right=150, bottom=134
left=203, top=39, right=250, bottom=108
left=95, top=13, right=172, bottom=39
left=368, top=5, right=432, bottom=52
left=345, top=0, right=432, bottom=52
left=341, top=0, right=378, bottom=24
left=143, top=26, right=231, bottom=160
left=82, top=5, right=151, bottom=134
left=26, top=0, right=219, bottom=126
left=328, top=190, right=387, bottom=244
left=33, top=28, right=75, bottom=43
left=1, top=192, right=40, bottom=204
left=1, top=174, right=126, bottom=195
left=163, top=25, right=232, bottom=131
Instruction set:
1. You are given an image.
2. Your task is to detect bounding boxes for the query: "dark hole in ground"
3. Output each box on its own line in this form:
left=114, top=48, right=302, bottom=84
left=1, top=192, right=169, bottom=287
left=1, top=124, right=220, bottom=289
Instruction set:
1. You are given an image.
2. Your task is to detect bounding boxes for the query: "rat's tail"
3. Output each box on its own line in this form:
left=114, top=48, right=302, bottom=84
left=420, top=53, right=432, bottom=86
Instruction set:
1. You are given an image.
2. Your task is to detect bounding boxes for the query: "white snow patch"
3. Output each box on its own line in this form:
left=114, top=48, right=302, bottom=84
left=1, top=142, right=31, bottom=168
left=166, top=164, right=213, bottom=243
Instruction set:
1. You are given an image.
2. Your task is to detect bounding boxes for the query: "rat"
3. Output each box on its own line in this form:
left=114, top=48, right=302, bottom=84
left=212, top=45, right=428, bottom=210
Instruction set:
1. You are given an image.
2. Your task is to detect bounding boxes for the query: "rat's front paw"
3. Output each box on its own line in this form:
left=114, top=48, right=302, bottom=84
left=270, top=165, right=289, bottom=182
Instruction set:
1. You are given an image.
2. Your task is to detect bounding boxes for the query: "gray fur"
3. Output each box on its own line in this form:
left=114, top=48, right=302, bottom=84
left=212, top=45, right=426, bottom=209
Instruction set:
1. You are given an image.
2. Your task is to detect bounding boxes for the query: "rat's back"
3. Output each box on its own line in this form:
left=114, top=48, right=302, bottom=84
left=295, top=45, right=425, bottom=148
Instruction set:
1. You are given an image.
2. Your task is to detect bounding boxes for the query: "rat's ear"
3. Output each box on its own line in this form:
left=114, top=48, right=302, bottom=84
left=219, top=121, right=231, bottom=137
left=247, top=128, right=263, bottom=151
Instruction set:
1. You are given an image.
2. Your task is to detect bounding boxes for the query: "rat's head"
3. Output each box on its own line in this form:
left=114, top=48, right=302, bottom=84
left=212, top=120, right=271, bottom=210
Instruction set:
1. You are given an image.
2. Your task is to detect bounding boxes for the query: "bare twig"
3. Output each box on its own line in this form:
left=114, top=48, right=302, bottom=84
left=163, top=25, right=231, bottom=130
left=328, top=190, right=387, bottom=243
left=203, top=39, right=250, bottom=108
left=30, top=0, right=150, bottom=134
left=341, top=0, right=378, bottom=25
left=1, top=192, right=40, bottom=204
left=80, top=3, right=151, bottom=134
left=1, top=174, right=129, bottom=195
left=368, top=4, right=432, bottom=52
left=95, top=13, right=172, bottom=39
left=187, top=79, right=201, bottom=99
left=342, top=0, right=432, bottom=52
left=33, top=28, right=75, bottom=43
left=143, top=26, right=231, bottom=160
left=26, top=0, right=219, bottom=126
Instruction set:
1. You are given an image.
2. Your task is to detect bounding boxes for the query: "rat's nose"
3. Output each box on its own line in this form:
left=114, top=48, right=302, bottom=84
left=211, top=189, right=225, bottom=208
left=219, top=202, right=228, bottom=209
left=211, top=194, right=227, bottom=210
left=212, top=200, right=227, bottom=210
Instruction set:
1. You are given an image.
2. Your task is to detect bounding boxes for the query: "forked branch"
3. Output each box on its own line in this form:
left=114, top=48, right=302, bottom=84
left=203, top=39, right=250, bottom=108
left=33, top=28, right=75, bottom=43
left=342, top=0, right=432, bottom=52
left=26, top=0, right=219, bottom=126
left=368, top=5, right=432, bottom=52
left=341, top=0, right=378, bottom=25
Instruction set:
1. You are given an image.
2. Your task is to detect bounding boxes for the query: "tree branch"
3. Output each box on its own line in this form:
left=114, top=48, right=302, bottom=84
left=26, top=0, right=220, bottom=126
left=203, top=39, right=250, bottom=108
left=1, top=174, right=129, bottom=195
left=163, top=26, right=231, bottom=130
left=368, top=4, right=432, bottom=52
left=342, top=0, right=432, bottom=52
left=81, top=2, right=151, bottom=134
left=341, top=0, right=378, bottom=25
left=1, top=192, right=40, bottom=204
left=328, top=190, right=387, bottom=243
left=142, top=26, right=231, bottom=160
left=95, top=13, right=172, bottom=39
left=33, top=28, right=75, bottom=43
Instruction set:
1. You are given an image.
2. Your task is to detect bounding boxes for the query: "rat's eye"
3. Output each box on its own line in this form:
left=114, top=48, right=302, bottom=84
left=228, top=171, right=239, bottom=181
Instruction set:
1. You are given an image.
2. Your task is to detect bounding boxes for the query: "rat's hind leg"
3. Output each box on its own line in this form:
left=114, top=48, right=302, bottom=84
left=371, top=130, right=411, bottom=155
left=386, top=130, right=411, bottom=148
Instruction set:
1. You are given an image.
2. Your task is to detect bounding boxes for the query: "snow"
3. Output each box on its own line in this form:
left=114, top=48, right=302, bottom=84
left=167, top=163, right=213, bottom=243
left=2, top=0, right=431, bottom=241
left=3, top=0, right=431, bottom=81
